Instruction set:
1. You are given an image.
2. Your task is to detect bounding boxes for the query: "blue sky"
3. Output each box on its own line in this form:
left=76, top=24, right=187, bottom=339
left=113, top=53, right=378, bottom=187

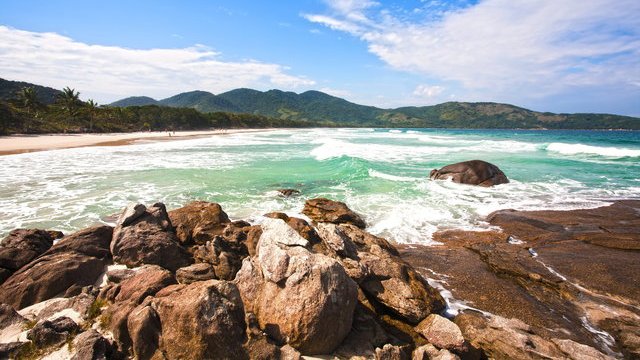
left=0, top=0, right=638, bottom=116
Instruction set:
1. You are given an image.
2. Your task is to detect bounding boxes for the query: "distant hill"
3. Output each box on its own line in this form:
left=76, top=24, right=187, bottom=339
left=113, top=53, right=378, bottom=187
left=110, top=88, right=640, bottom=129
left=0, top=78, right=62, bottom=104
left=109, top=96, right=158, bottom=107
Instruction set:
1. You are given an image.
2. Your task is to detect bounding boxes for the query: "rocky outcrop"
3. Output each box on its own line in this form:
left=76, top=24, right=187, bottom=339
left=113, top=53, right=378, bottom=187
left=456, top=312, right=612, bottom=360
left=111, top=203, right=192, bottom=271
left=415, top=314, right=465, bottom=353
left=0, top=225, right=112, bottom=309
left=303, top=198, right=367, bottom=228
left=235, top=218, right=358, bottom=354
left=128, top=280, right=247, bottom=360
left=429, top=160, right=509, bottom=187
left=278, top=188, right=301, bottom=197
left=168, top=201, right=231, bottom=245
left=0, top=229, right=60, bottom=284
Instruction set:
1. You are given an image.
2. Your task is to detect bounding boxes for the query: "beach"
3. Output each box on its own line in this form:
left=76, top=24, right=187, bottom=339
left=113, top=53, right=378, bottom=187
left=0, top=128, right=273, bottom=156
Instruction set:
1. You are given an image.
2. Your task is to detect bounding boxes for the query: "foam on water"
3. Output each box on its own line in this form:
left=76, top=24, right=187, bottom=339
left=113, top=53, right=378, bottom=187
left=0, top=128, right=638, bottom=243
left=546, top=142, right=640, bottom=158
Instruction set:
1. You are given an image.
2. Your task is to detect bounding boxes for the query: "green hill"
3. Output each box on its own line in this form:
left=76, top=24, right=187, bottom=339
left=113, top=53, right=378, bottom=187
left=110, top=89, right=639, bottom=129
left=109, top=96, right=159, bottom=107
left=0, top=78, right=62, bottom=105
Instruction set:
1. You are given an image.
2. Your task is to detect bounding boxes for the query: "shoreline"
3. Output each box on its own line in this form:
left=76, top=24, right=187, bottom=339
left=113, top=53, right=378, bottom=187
left=0, top=128, right=277, bottom=156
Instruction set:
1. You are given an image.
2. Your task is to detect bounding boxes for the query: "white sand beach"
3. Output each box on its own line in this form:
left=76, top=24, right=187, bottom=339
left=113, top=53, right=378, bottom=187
left=0, top=129, right=273, bottom=155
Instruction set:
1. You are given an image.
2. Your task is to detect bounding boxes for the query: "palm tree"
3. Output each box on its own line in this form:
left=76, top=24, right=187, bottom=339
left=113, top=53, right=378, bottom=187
left=58, top=87, right=81, bottom=117
left=16, top=87, right=40, bottom=133
left=86, top=99, right=98, bottom=132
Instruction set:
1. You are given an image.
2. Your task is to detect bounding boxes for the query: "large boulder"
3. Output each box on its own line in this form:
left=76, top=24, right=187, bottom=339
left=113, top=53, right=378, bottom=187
left=303, top=198, right=367, bottom=228
left=111, top=203, right=192, bottom=271
left=415, top=314, right=465, bottom=352
left=429, top=160, right=509, bottom=187
left=326, top=224, right=445, bottom=324
left=71, top=329, right=119, bottom=360
left=168, top=201, right=231, bottom=246
left=235, top=218, right=359, bottom=355
left=0, top=226, right=112, bottom=309
left=191, top=235, right=248, bottom=280
left=175, top=263, right=216, bottom=284
left=128, top=280, right=247, bottom=360
left=0, top=229, right=58, bottom=283
left=27, top=316, right=80, bottom=348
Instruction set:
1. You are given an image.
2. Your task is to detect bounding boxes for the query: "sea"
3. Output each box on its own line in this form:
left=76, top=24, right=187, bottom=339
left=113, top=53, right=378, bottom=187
left=1, top=128, right=638, bottom=244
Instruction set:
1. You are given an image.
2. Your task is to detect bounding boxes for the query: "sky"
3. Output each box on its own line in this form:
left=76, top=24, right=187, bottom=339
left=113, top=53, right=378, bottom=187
left=0, top=0, right=638, bottom=115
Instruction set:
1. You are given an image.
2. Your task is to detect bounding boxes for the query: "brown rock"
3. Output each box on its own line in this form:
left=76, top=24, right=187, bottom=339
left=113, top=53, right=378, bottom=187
left=127, top=303, right=161, bottom=360
left=277, top=189, right=301, bottom=197
left=0, top=229, right=54, bottom=277
left=27, top=316, right=80, bottom=348
left=235, top=218, right=358, bottom=354
left=111, top=203, right=192, bottom=271
left=303, top=198, right=367, bottom=228
left=415, top=314, right=465, bottom=352
left=113, top=265, right=176, bottom=304
left=176, top=263, right=216, bottom=284
left=375, top=343, right=412, bottom=360
left=137, top=280, right=247, bottom=359
left=71, top=329, right=119, bottom=360
left=168, top=201, right=231, bottom=245
left=429, top=160, right=509, bottom=187
left=192, top=236, right=248, bottom=280
left=455, top=312, right=612, bottom=360
left=316, top=222, right=358, bottom=259
left=0, top=226, right=112, bottom=309
left=413, top=344, right=460, bottom=360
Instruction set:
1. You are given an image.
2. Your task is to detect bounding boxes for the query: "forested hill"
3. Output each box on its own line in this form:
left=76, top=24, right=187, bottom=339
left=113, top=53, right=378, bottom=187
left=0, top=78, right=62, bottom=105
left=112, top=88, right=640, bottom=130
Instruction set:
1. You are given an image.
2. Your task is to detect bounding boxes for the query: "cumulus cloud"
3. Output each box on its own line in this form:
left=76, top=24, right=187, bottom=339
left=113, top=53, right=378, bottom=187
left=0, top=26, right=315, bottom=102
left=413, top=84, right=444, bottom=98
left=305, top=0, right=640, bottom=106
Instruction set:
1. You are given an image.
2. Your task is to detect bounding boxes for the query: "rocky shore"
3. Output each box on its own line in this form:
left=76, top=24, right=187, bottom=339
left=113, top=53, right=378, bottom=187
left=0, top=197, right=637, bottom=359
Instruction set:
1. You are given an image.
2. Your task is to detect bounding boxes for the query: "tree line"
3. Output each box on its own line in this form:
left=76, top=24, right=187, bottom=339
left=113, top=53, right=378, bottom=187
left=0, top=86, right=329, bottom=135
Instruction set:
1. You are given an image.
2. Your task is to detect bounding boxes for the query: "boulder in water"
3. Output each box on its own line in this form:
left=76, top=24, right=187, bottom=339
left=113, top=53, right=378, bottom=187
left=429, top=160, right=508, bottom=187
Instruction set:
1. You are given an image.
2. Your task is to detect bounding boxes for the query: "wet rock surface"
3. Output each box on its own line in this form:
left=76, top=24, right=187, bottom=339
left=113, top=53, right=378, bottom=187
left=303, top=197, right=367, bottom=228
left=400, top=200, right=640, bottom=359
left=429, top=159, right=509, bottom=187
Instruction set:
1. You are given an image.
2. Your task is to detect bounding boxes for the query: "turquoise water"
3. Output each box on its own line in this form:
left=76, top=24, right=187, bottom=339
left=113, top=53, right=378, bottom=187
left=1, top=128, right=638, bottom=244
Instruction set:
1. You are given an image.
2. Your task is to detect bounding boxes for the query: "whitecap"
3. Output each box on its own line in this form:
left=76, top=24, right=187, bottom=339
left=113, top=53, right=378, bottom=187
left=547, top=142, right=640, bottom=158
left=368, top=169, right=419, bottom=182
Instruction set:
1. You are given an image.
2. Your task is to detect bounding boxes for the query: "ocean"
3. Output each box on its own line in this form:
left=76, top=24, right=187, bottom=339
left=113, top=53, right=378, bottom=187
left=1, top=128, right=638, bottom=244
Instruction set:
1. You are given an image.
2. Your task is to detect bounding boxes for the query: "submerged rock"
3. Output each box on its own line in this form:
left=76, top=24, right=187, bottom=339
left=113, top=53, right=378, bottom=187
left=429, top=160, right=509, bottom=187
left=277, top=188, right=301, bottom=197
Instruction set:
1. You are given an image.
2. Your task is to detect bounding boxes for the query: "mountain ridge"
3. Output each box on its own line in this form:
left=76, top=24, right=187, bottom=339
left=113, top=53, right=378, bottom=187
left=109, top=88, right=640, bottom=129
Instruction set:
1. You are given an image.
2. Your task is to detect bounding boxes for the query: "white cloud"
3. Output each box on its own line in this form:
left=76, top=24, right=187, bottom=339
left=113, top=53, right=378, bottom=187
left=0, top=26, right=315, bottom=103
left=305, top=0, right=640, bottom=104
left=413, top=84, right=444, bottom=98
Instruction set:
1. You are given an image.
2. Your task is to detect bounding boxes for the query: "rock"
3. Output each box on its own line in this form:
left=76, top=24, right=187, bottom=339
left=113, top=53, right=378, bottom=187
left=0, top=303, right=25, bottom=328
left=429, top=160, right=509, bottom=187
left=112, top=265, right=176, bottom=304
left=106, top=268, right=137, bottom=283
left=243, top=312, right=281, bottom=359
left=264, top=212, right=323, bottom=246
left=192, top=236, right=248, bottom=280
left=168, top=201, right=231, bottom=245
left=27, top=316, right=80, bottom=347
left=127, top=303, right=161, bottom=360
left=413, top=344, right=460, bottom=360
left=333, top=303, right=392, bottom=358
left=303, top=198, right=367, bottom=228
left=176, top=263, right=216, bottom=284
left=129, top=280, right=247, bottom=359
left=277, top=188, right=301, bottom=197
left=280, top=344, right=303, bottom=359
left=71, top=329, right=119, bottom=360
left=0, top=226, right=112, bottom=309
left=111, top=203, right=192, bottom=271
left=375, top=343, right=412, bottom=360
left=316, top=222, right=358, bottom=259
left=455, top=312, right=613, bottom=360
left=118, top=203, right=147, bottom=227
left=0, top=342, right=29, bottom=359
left=235, top=218, right=358, bottom=354
left=415, top=314, right=465, bottom=352
left=0, top=229, right=55, bottom=280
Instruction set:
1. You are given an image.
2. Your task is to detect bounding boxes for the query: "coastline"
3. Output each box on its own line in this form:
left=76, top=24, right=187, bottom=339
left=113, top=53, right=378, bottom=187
left=0, top=128, right=276, bottom=156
